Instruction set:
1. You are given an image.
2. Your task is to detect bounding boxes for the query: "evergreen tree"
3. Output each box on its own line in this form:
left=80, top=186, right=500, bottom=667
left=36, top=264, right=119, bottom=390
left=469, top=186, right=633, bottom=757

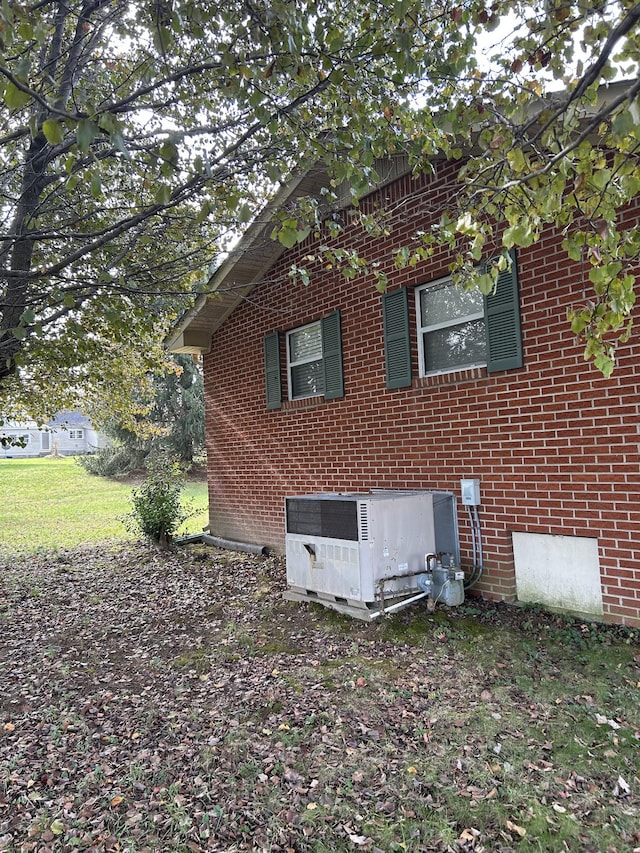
left=80, top=355, right=204, bottom=476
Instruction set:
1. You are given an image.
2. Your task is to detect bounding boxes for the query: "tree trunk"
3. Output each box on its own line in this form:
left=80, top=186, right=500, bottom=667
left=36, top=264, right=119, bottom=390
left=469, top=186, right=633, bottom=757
left=0, top=133, right=50, bottom=379
left=157, top=529, right=172, bottom=551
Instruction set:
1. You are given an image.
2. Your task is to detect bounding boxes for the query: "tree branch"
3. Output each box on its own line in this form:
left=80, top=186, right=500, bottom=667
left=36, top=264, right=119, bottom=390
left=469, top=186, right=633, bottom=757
left=526, top=2, right=640, bottom=146
left=487, top=77, right=640, bottom=193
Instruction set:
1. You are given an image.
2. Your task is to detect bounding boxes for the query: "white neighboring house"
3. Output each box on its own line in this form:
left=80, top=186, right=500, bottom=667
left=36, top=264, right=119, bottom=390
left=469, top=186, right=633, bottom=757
left=0, top=411, right=109, bottom=458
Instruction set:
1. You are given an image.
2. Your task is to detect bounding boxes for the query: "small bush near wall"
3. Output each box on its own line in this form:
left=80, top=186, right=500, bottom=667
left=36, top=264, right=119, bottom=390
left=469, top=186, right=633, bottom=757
left=122, top=454, right=194, bottom=549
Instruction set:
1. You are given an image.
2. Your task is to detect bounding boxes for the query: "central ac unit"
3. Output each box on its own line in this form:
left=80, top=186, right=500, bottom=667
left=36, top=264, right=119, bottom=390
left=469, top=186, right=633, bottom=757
left=283, top=490, right=459, bottom=619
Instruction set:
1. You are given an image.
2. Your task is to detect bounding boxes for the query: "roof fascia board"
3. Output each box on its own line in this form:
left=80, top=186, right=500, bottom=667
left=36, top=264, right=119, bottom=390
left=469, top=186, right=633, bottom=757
left=166, top=166, right=330, bottom=353
left=166, top=157, right=417, bottom=352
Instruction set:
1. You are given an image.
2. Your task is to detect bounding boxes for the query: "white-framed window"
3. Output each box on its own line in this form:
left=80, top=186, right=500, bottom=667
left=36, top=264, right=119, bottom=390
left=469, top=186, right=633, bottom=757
left=286, top=321, right=324, bottom=400
left=264, top=311, right=343, bottom=409
left=69, top=429, right=84, bottom=440
left=415, top=277, right=487, bottom=376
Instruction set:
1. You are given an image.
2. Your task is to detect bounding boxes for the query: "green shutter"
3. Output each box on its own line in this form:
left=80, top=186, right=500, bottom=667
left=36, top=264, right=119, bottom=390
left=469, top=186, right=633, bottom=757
left=263, top=332, right=282, bottom=409
left=484, top=250, right=523, bottom=373
left=322, top=311, right=344, bottom=400
left=383, top=288, right=412, bottom=389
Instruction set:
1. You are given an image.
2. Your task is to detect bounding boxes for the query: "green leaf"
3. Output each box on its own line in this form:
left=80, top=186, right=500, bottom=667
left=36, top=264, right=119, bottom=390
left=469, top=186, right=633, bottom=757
left=394, top=246, right=411, bottom=269
left=50, top=820, right=64, bottom=836
left=612, top=109, right=635, bottom=137
left=593, top=349, right=615, bottom=377
left=476, top=272, right=496, bottom=296
left=568, top=308, right=589, bottom=335
left=563, top=235, right=584, bottom=261
left=4, top=82, right=31, bottom=110
left=274, top=224, right=299, bottom=249
left=271, top=216, right=310, bottom=248
left=18, top=21, right=34, bottom=39
left=238, top=202, right=252, bottom=224
left=159, top=140, right=178, bottom=172
left=98, top=112, right=118, bottom=134
left=267, top=163, right=282, bottom=184
left=195, top=202, right=212, bottom=224
left=90, top=172, right=102, bottom=198
left=373, top=270, right=388, bottom=292
left=296, top=225, right=311, bottom=243
left=42, top=118, right=64, bottom=145
left=76, top=119, right=98, bottom=153
left=153, top=25, right=173, bottom=55
left=503, top=222, right=534, bottom=248
left=507, top=147, right=527, bottom=174
left=155, top=184, right=172, bottom=205
left=112, top=130, right=131, bottom=159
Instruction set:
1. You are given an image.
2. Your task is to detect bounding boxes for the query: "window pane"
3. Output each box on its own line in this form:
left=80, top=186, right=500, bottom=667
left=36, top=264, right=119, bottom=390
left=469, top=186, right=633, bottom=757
left=423, top=319, right=487, bottom=372
left=291, top=360, right=324, bottom=398
left=289, top=323, right=322, bottom=363
left=420, top=284, right=483, bottom=327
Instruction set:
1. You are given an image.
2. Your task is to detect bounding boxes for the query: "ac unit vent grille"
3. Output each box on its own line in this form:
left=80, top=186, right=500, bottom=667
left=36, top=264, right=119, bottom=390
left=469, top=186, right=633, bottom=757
left=359, top=502, right=369, bottom=540
left=286, top=498, right=358, bottom=540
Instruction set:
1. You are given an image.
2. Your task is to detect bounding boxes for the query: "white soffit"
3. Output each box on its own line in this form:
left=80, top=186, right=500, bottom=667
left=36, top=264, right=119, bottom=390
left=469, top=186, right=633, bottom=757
left=166, top=156, right=412, bottom=354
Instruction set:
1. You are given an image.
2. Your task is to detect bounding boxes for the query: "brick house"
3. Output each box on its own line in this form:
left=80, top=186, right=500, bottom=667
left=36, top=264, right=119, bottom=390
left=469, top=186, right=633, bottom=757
left=168, top=156, right=640, bottom=627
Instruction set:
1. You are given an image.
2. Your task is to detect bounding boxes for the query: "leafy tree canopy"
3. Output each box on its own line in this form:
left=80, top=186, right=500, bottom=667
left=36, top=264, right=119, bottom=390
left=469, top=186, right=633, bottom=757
left=80, top=354, right=205, bottom=476
left=1, top=0, right=639, bottom=424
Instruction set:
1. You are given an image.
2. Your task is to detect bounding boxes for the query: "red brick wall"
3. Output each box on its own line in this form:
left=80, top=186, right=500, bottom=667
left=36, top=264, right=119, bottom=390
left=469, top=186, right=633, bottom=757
left=203, top=162, right=640, bottom=627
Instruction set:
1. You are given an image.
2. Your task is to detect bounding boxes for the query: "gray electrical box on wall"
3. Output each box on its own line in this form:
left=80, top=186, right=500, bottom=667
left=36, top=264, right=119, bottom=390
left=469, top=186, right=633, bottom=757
left=460, top=478, right=481, bottom=506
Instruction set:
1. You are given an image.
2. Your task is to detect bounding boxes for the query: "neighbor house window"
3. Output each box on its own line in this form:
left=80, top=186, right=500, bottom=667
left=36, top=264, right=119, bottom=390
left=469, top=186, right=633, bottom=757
left=287, top=321, right=324, bottom=399
left=415, top=277, right=487, bottom=376
left=69, top=429, right=84, bottom=440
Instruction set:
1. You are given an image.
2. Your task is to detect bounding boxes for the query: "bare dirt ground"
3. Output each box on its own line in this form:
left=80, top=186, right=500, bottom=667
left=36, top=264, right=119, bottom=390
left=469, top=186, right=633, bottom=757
left=1, top=544, right=639, bottom=852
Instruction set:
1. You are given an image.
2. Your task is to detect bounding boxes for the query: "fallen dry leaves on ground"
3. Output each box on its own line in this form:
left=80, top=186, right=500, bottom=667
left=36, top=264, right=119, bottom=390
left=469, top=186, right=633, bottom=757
left=0, top=544, right=638, bottom=852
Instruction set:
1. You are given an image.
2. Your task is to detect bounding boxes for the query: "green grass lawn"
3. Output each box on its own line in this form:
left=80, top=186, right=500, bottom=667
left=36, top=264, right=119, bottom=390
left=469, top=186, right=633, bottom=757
left=0, top=456, right=208, bottom=553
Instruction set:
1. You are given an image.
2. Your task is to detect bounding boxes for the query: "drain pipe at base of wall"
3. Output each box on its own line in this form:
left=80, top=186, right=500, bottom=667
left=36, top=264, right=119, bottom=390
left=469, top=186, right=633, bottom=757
left=201, top=533, right=269, bottom=556
left=175, top=529, right=269, bottom=556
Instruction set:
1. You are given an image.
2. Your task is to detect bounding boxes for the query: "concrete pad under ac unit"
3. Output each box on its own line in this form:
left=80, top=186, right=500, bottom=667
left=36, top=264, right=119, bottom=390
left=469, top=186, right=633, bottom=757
left=512, top=532, right=603, bottom=617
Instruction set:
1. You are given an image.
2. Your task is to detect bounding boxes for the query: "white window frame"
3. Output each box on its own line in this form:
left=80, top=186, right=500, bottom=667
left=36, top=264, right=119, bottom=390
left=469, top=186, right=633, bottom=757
left=286, top=320, right=323, bottom=401
left=415, top=276, right=487, bottom=377
left=69, top=429, right=84, bottom=440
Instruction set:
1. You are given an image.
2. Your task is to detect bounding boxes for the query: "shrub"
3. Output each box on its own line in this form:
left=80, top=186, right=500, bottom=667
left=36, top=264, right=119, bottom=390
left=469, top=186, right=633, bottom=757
left=122, top=453, right=193, bottom=549
left=77, top=444, right=143, bottom=478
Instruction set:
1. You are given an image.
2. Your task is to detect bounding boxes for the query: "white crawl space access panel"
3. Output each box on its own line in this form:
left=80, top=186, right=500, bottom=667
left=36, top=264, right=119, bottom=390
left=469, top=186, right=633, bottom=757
left=283, top=490, right=459, bottom=617
left=512, top=532, right=604, bottom=617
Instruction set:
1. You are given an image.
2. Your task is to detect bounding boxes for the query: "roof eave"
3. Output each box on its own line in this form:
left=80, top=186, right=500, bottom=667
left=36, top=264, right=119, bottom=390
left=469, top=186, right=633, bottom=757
left=166, top=156, right=413, bottom=353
